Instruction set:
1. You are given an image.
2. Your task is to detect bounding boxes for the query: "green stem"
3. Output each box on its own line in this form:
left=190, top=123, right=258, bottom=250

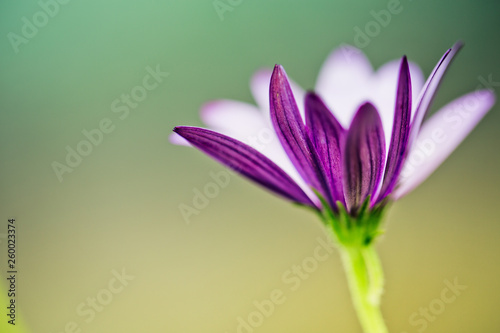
left=340, top=245, right=388, bottom=333
left=362, top=246, right=385, bottom=306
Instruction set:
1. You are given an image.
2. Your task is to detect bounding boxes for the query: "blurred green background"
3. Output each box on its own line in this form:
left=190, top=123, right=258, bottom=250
left=1, top=0, right=499, bottom=332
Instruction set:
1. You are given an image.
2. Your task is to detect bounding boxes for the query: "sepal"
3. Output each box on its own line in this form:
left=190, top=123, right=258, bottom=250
left=315, top=191, right=390, bottom=247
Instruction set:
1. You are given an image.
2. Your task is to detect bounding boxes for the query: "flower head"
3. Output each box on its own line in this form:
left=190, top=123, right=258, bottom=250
left=173, top=43, right=495, bottom=242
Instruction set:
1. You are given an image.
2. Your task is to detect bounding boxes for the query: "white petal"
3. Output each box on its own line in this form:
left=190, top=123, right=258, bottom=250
left=200, top=100, right=266, bottom=141
left=250, top=69, right=272, bottom=112
left=290, top=80, right=306, bottom=120
left=169, top=132, right=191, bottom=146
left=394, top=89, right=496, bottom=199
left=315, top=45, right=374, bottom=127
left=408, top=62, right=425, bottom=108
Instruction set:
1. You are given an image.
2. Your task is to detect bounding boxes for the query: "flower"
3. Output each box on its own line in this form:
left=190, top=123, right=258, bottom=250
left=172, top=43, right=496, bottom=332
left=172, top=43, right=495, bottom=222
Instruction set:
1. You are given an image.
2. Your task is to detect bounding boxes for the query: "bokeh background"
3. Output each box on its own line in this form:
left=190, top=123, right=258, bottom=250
left=1, top=0, right=499, bottom=332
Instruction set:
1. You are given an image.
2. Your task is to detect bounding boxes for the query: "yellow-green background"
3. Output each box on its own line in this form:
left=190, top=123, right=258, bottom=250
left=1, top=0, right=499, bottom=332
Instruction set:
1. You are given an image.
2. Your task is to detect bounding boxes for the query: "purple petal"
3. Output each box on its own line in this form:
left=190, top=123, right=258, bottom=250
left=173, top=126, right=316, bottom=207
left=250, top=68, right=307, bottom=120
left=343, top=103, right=386, bottom=212
left=409, top=42, right=463, bottom=146
left=394, top=89, right=496, bottom=199
left=305, top=92, right=346, bottom=207
left=270, top=65, right=330, bottom=200
left=376, top=56, right=412, bottom=202
left=370, top=59, right=424, bottom=146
